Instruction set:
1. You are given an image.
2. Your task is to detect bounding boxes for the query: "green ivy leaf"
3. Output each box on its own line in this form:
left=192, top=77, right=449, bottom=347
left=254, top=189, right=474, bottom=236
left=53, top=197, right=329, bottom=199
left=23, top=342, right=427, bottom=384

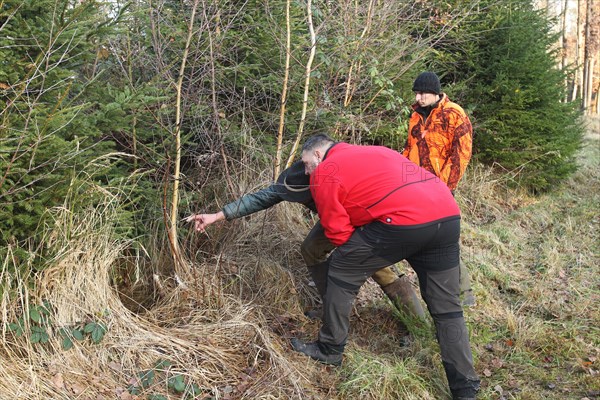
left=41, top=300, right=52, bottom=315
left=8, top=322, right=23, bottom=336
left=138, top=369, right=154, bottom=388
left=84, top=322, right=96, bottom=333
left=30, top=332, right=41, bottom=343
left=39, top=331, right=49, bottom=343
left=29, top=308, right=41, bottom=323
left=62, top=336, right=74, bottom=350
left=168, top=374, right=186, bottom=393
left=91, top=324, right=106, bottom=344
left=173, top=375, right=185, bottom=393
left=191, top=383, right=201, bottom=395
left=154, top=359, right=171, bottom=371
left=72, top=329, right=84, bottom=341
left=127, top=384, right=140, bottom=395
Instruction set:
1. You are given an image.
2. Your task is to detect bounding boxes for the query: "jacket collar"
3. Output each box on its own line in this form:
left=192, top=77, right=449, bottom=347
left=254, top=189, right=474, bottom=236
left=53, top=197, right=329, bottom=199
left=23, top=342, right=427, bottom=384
left=412, top=93, right=448, bottom=115
left=321, top=141, right=340, bottom=162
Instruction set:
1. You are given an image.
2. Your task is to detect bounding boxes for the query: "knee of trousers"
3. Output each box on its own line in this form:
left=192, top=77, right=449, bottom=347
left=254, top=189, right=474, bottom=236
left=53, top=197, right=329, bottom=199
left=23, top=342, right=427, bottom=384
left=419, top=266, right=462, bottom=315
left=300, top=236, right=331, bottom=266
left=300, top=239, right=316, bottom=265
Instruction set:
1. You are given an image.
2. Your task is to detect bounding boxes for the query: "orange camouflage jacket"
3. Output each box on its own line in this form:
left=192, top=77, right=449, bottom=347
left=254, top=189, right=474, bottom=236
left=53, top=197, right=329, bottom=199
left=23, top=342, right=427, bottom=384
left=402, top=94, right=472, bottom=191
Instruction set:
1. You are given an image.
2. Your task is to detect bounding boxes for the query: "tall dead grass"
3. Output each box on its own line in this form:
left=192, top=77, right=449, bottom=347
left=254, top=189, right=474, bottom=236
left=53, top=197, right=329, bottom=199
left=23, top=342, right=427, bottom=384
left=0, top=196, right=318, bottom=399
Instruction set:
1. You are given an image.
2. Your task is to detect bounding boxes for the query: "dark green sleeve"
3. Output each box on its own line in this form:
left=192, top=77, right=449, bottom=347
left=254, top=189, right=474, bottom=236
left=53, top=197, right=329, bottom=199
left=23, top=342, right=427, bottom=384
left=222, top=185, right=284, bottom=220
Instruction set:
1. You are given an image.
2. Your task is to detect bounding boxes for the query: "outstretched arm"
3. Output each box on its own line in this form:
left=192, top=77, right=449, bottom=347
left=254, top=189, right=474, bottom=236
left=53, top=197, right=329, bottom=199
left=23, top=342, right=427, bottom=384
left=185, top=185, right=284, bottom=232
left=222, top=186, right=283, bottom=219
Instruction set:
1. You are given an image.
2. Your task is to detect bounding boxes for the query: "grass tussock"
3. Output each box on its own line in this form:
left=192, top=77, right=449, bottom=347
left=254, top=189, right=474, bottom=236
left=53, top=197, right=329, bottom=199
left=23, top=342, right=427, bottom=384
left=0, top=117, right=598, bottom=400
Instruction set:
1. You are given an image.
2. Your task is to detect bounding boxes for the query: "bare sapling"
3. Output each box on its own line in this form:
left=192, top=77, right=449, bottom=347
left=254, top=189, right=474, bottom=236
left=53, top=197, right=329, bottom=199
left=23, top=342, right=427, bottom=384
left=169, top=0, right=201, bottom=275
left=286, top=0, right=317, bottom=168
left=274, top=0, right=292, bottom=179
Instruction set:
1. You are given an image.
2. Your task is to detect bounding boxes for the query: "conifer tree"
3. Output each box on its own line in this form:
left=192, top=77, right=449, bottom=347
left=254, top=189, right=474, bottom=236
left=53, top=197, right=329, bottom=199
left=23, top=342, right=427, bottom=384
left=426, top=0, right=583, bottom=191
left=0, top=0, right=120, bottom=257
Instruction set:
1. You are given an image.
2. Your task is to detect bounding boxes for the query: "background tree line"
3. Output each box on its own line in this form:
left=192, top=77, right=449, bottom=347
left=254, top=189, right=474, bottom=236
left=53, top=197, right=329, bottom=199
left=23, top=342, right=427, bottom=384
left=0, top=0, right=590, bottom=277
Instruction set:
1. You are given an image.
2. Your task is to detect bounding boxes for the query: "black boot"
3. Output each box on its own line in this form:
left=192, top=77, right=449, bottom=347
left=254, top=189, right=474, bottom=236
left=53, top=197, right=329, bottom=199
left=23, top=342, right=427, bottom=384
left=290, top=338, right=343, bottom=366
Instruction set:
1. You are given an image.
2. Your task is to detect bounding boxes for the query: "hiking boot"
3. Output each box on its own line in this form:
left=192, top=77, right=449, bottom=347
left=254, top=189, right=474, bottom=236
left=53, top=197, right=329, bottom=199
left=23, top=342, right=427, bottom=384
left=290, top=338, right=343, bottom=366
left=451, top=382, right=479, bottom=400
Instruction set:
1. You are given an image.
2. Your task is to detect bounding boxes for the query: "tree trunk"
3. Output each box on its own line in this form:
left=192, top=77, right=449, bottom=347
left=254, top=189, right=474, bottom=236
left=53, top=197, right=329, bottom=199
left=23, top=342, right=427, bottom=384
left=583, top=0, right=590, bottom=112
left=582, top=0, right=600, bottom=115
left=286, top=0, right=316, bottom=167
left=170, top=0, right=200, bottom=270
left=596, top=80, right=600, bottom=114
left=586, top=58, right=596, bottom=114
left=570, top=0, right=583, bottom=101
left=561, top=0, right=568, bottom=102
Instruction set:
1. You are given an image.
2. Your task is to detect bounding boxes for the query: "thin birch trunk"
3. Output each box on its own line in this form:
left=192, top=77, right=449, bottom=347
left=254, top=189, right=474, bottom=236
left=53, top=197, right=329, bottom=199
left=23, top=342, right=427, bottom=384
left=274, top=0, right=291, bottom=179
left=570, top=0, right=582, bottom=102
left=561, top=0, right=568, bottom=102
left=170, top=0, right=200, bottom=266
left=286, top=0, right=316, bottom=167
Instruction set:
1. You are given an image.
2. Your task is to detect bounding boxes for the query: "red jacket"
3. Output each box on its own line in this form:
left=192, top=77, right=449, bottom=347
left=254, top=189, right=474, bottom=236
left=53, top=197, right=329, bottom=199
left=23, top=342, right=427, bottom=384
left=310, top=143, right=460, bottom=246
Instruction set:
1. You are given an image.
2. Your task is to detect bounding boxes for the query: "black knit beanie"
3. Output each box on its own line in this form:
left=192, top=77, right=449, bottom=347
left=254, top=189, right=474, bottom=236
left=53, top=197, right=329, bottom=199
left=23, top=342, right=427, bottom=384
left=412, top=72, right=441, bottom=94
left=275, top=160, right=314, bottom=206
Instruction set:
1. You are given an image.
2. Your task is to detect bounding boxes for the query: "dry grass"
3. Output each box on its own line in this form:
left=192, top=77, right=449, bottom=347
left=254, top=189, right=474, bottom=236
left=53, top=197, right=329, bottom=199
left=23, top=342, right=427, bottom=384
left=0, top=200, right=321, bottom=399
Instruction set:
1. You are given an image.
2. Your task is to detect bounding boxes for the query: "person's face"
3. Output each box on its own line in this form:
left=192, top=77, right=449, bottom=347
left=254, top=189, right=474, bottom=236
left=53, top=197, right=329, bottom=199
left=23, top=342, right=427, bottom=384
left=301, top=149, right=321, bottom=175
left=415, top=91, right=439, bottom=107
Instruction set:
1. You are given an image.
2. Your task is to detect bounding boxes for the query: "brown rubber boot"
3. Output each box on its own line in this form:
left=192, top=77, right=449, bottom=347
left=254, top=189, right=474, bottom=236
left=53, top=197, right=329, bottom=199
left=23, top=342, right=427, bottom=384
left=381, top=275, right=426, bottom=320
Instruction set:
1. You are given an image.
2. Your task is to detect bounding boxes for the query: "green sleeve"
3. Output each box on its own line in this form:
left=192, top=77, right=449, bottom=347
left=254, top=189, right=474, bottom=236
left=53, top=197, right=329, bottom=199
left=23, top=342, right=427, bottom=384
left=222, top=185, right=284, bottom=220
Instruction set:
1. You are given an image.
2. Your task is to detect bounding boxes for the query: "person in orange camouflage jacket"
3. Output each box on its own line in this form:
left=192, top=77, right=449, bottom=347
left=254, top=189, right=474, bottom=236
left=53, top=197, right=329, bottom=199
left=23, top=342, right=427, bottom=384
left=403, top=71, right=473, bottom=191
left=403, top=71, right=475, bottom=305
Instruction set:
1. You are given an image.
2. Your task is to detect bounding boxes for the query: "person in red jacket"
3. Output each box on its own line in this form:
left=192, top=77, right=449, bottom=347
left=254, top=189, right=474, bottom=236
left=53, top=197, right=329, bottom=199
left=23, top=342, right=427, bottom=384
left=291, top=134, right=480, bottom=400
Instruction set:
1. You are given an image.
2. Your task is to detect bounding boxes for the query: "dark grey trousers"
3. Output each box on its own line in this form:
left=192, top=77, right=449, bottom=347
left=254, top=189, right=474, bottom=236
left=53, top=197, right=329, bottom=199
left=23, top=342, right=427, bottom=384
left=318, top=218, right=479, bottom=395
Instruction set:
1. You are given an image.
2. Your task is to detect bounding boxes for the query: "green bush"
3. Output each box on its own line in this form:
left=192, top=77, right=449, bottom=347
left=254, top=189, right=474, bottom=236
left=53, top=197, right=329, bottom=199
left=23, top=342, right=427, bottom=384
left=427, top=0, right=583, bottom=191
left=0, top=0, right=130, bottom=263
